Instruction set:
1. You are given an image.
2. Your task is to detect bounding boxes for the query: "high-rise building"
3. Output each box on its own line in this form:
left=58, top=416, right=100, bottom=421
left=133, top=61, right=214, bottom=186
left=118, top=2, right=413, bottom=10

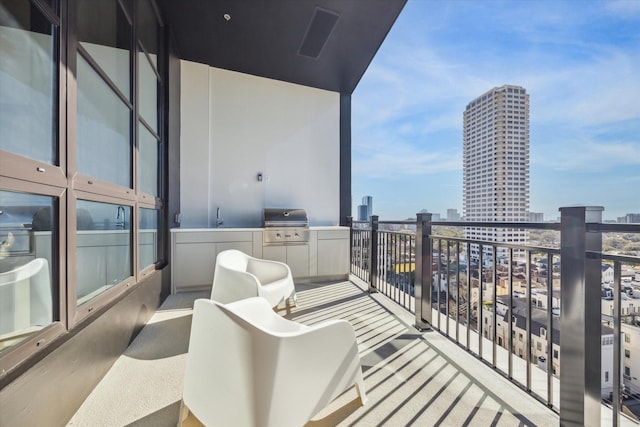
left=447, top=208, right=461, bottom=222
left=463, top=85, right=530, bottom=256
left=621, top=213, right=640, bottom=223
left=357, top=195, right=373, bottom=221
left=529, top=212, right=544, bottom=222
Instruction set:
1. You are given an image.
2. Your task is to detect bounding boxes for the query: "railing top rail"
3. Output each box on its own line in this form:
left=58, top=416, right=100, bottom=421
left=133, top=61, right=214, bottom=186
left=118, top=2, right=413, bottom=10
left=589, top=223, right=640, bottom=233
left=352, top=220, right=416, bottom=227
left=378, top=220, right=415, bottom=225
left=586, top=250, right=640, bottom=264
left=353, top=219, right=640, bottom=233
left=430, top=234, right=561, bottom=254
left=428, top=220, right=562, bottom=230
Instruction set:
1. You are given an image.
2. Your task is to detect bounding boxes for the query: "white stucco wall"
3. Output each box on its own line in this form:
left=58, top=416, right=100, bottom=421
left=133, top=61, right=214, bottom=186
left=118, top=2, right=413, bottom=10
left=179, top=60, right=341, bottom=228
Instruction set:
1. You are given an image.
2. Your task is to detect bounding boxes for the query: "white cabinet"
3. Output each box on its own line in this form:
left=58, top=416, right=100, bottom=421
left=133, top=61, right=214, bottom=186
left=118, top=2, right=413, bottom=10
left=171, top=229, right=260, bottom=292
left=263, top=245, right=309, bottom=279
left=316, top=228, right=350, bottom=277
left=170, top=227, right=350, bottom=293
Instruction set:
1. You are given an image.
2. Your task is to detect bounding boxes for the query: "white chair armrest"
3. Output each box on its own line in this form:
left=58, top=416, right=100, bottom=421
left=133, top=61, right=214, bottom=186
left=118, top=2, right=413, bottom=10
left=247, top=257, right=291, bottom=285
left=225, top=297, right=307, bottom=333
left=211, top=267, right=260, bottom=304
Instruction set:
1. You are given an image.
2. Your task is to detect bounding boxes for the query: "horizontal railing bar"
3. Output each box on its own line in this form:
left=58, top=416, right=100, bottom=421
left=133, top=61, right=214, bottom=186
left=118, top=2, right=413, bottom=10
left=430, top=221, right=562, bottom=230
left=586, top=251, right=640, bottom=264
left=590, top=223, right=640, bottom=233
left=431, top=235, right=561, bottom=254
left=357, top=220, right=640, bottom=233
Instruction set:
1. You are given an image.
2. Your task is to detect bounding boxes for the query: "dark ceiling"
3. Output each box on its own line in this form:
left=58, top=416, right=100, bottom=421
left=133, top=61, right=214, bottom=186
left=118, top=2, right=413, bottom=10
left=155, top=0, right=407, bottom=94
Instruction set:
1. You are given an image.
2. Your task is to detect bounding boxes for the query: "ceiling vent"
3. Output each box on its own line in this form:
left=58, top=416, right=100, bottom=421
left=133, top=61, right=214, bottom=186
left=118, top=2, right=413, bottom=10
left=298, top=7, right=339, bottom=59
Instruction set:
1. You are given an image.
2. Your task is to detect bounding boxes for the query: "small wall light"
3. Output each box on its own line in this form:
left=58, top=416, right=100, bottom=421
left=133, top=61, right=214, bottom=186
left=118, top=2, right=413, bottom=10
left=257, top=173, right=263, bottom=182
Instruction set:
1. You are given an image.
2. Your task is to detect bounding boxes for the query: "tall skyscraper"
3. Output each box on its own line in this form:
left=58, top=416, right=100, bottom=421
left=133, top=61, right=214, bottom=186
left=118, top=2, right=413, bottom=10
left=463, top=85, right=530, bottom=256
left=357, top=195, right=373, bottom=221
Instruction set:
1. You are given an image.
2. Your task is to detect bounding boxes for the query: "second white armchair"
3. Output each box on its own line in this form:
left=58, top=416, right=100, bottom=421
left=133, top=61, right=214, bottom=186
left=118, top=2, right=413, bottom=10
left=181, top=297, right=367, bottom=427
left=211, top=249, right=296, bottom=308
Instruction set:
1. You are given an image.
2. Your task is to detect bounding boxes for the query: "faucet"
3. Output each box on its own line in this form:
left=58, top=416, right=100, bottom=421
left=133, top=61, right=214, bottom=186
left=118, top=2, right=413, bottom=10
left=216, top=207, right=224, bottom=227
left=115, top=206, right=126, bottom=229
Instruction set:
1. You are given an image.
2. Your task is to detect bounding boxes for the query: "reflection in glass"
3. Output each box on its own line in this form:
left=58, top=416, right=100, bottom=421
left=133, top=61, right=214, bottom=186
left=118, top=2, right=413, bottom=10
left=139, top=123, right=158, bottom=196
left=137, top=0, right=157, bottom=65
left=76, top=54, right=132, bottom=188
left=139, top=208, right=158, bottom=269
left=76, top=200, right=131, bottom=306
left=138, top=52, right=157, bottom=130
left=77, top=0, right=131, bottom=98
left=0, top=190, right=56, bottom=353
left=0, top=1, right=55, bottom=164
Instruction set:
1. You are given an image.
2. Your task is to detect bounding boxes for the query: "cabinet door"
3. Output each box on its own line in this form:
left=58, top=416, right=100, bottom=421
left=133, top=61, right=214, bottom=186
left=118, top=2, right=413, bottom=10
left=174, top=242, right=216, bottom=290
left=262, top=246, right=286, bottom=264
left=286, top=245, right=309, bottom=278
left=317, top=239, right=349, bottom=276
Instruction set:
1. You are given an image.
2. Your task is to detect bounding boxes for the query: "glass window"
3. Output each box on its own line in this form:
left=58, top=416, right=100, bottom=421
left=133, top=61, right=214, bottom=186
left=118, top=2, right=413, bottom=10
left=76, top=54, right=132, bottom=188
left=137, top=0, right=157, bottom=66
left=138, top=53, right=157, bottom=131
left=77, top=0, right=131, bottom=98
left=0, top=0, right=56, bottom=164
left=0, top=190, right=56, bottom=353
left=138, top=208, right=158, bottom=269
left=139, top=123, right=159, bottom=196
left=75, top=200, right=131, bottom=306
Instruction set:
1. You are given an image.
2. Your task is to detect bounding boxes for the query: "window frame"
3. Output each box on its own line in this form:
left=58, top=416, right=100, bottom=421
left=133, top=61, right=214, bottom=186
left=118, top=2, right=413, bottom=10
left=0, top=0, right=167, bottom=375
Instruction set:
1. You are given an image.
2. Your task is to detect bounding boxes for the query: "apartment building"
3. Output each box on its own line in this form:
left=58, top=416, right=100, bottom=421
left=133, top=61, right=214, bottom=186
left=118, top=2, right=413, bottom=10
left=463, top=85, right=530, bottom=256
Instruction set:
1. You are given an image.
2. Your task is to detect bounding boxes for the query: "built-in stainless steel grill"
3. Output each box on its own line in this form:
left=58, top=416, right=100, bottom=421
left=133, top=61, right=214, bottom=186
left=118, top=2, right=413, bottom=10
left=263, top=208, right=309, bottom=245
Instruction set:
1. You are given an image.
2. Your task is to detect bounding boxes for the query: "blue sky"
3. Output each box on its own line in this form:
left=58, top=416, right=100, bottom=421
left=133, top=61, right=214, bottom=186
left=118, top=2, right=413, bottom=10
left=352, top=0, right=640, bottom=221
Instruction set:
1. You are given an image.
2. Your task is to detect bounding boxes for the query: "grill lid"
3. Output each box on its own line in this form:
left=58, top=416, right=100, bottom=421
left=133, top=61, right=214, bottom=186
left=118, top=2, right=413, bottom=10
left=263, top=208, right=308, bottom=227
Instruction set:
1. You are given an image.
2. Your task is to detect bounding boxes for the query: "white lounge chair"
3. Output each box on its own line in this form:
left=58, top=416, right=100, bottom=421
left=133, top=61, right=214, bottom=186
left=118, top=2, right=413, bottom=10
left=211, top=249, right=296, bottom=308
left=0, top=258, right=52, bottom=336
left=180, top=297, right=367, bottom=427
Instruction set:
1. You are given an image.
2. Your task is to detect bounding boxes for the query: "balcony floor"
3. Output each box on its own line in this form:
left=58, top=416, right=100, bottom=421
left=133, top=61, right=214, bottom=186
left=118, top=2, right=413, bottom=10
left=67, top=278, right=559, bottom=426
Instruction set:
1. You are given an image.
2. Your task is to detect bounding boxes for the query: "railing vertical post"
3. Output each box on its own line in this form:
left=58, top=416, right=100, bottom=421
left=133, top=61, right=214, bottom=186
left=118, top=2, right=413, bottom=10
left=613, top=261, right=622, bottom=427
left=368, top=215, right=379, bottom=293
left=347, top=216, right=353, bottom=268
left=415, top=212, right=432, bottom=330
left=559, top=206, right=603, bottom=427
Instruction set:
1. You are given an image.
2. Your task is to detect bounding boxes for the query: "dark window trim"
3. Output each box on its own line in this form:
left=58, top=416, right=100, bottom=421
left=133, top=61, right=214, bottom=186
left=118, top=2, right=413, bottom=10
left=0, top=181, right=68, bottom=377
left=0, top=0, right=167, bottom=379
left=77, top=44, right=135, bottom=111
left=31, top=0, right=60, bottom=25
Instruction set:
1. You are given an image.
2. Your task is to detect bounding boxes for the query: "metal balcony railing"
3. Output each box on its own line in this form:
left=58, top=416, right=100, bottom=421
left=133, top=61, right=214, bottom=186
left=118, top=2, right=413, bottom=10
left=349, top=207, right=640, bottom=427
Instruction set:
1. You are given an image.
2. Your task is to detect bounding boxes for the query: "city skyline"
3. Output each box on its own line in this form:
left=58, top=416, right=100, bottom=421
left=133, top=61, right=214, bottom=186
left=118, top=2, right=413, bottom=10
left=351, top=0, right=640, bottom=221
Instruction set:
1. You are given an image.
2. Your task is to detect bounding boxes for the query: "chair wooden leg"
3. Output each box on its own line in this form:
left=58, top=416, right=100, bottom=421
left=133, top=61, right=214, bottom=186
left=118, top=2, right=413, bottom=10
left=178, top=400, right=190, bottom=427
left=355, top=375, right=368, bottom=405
